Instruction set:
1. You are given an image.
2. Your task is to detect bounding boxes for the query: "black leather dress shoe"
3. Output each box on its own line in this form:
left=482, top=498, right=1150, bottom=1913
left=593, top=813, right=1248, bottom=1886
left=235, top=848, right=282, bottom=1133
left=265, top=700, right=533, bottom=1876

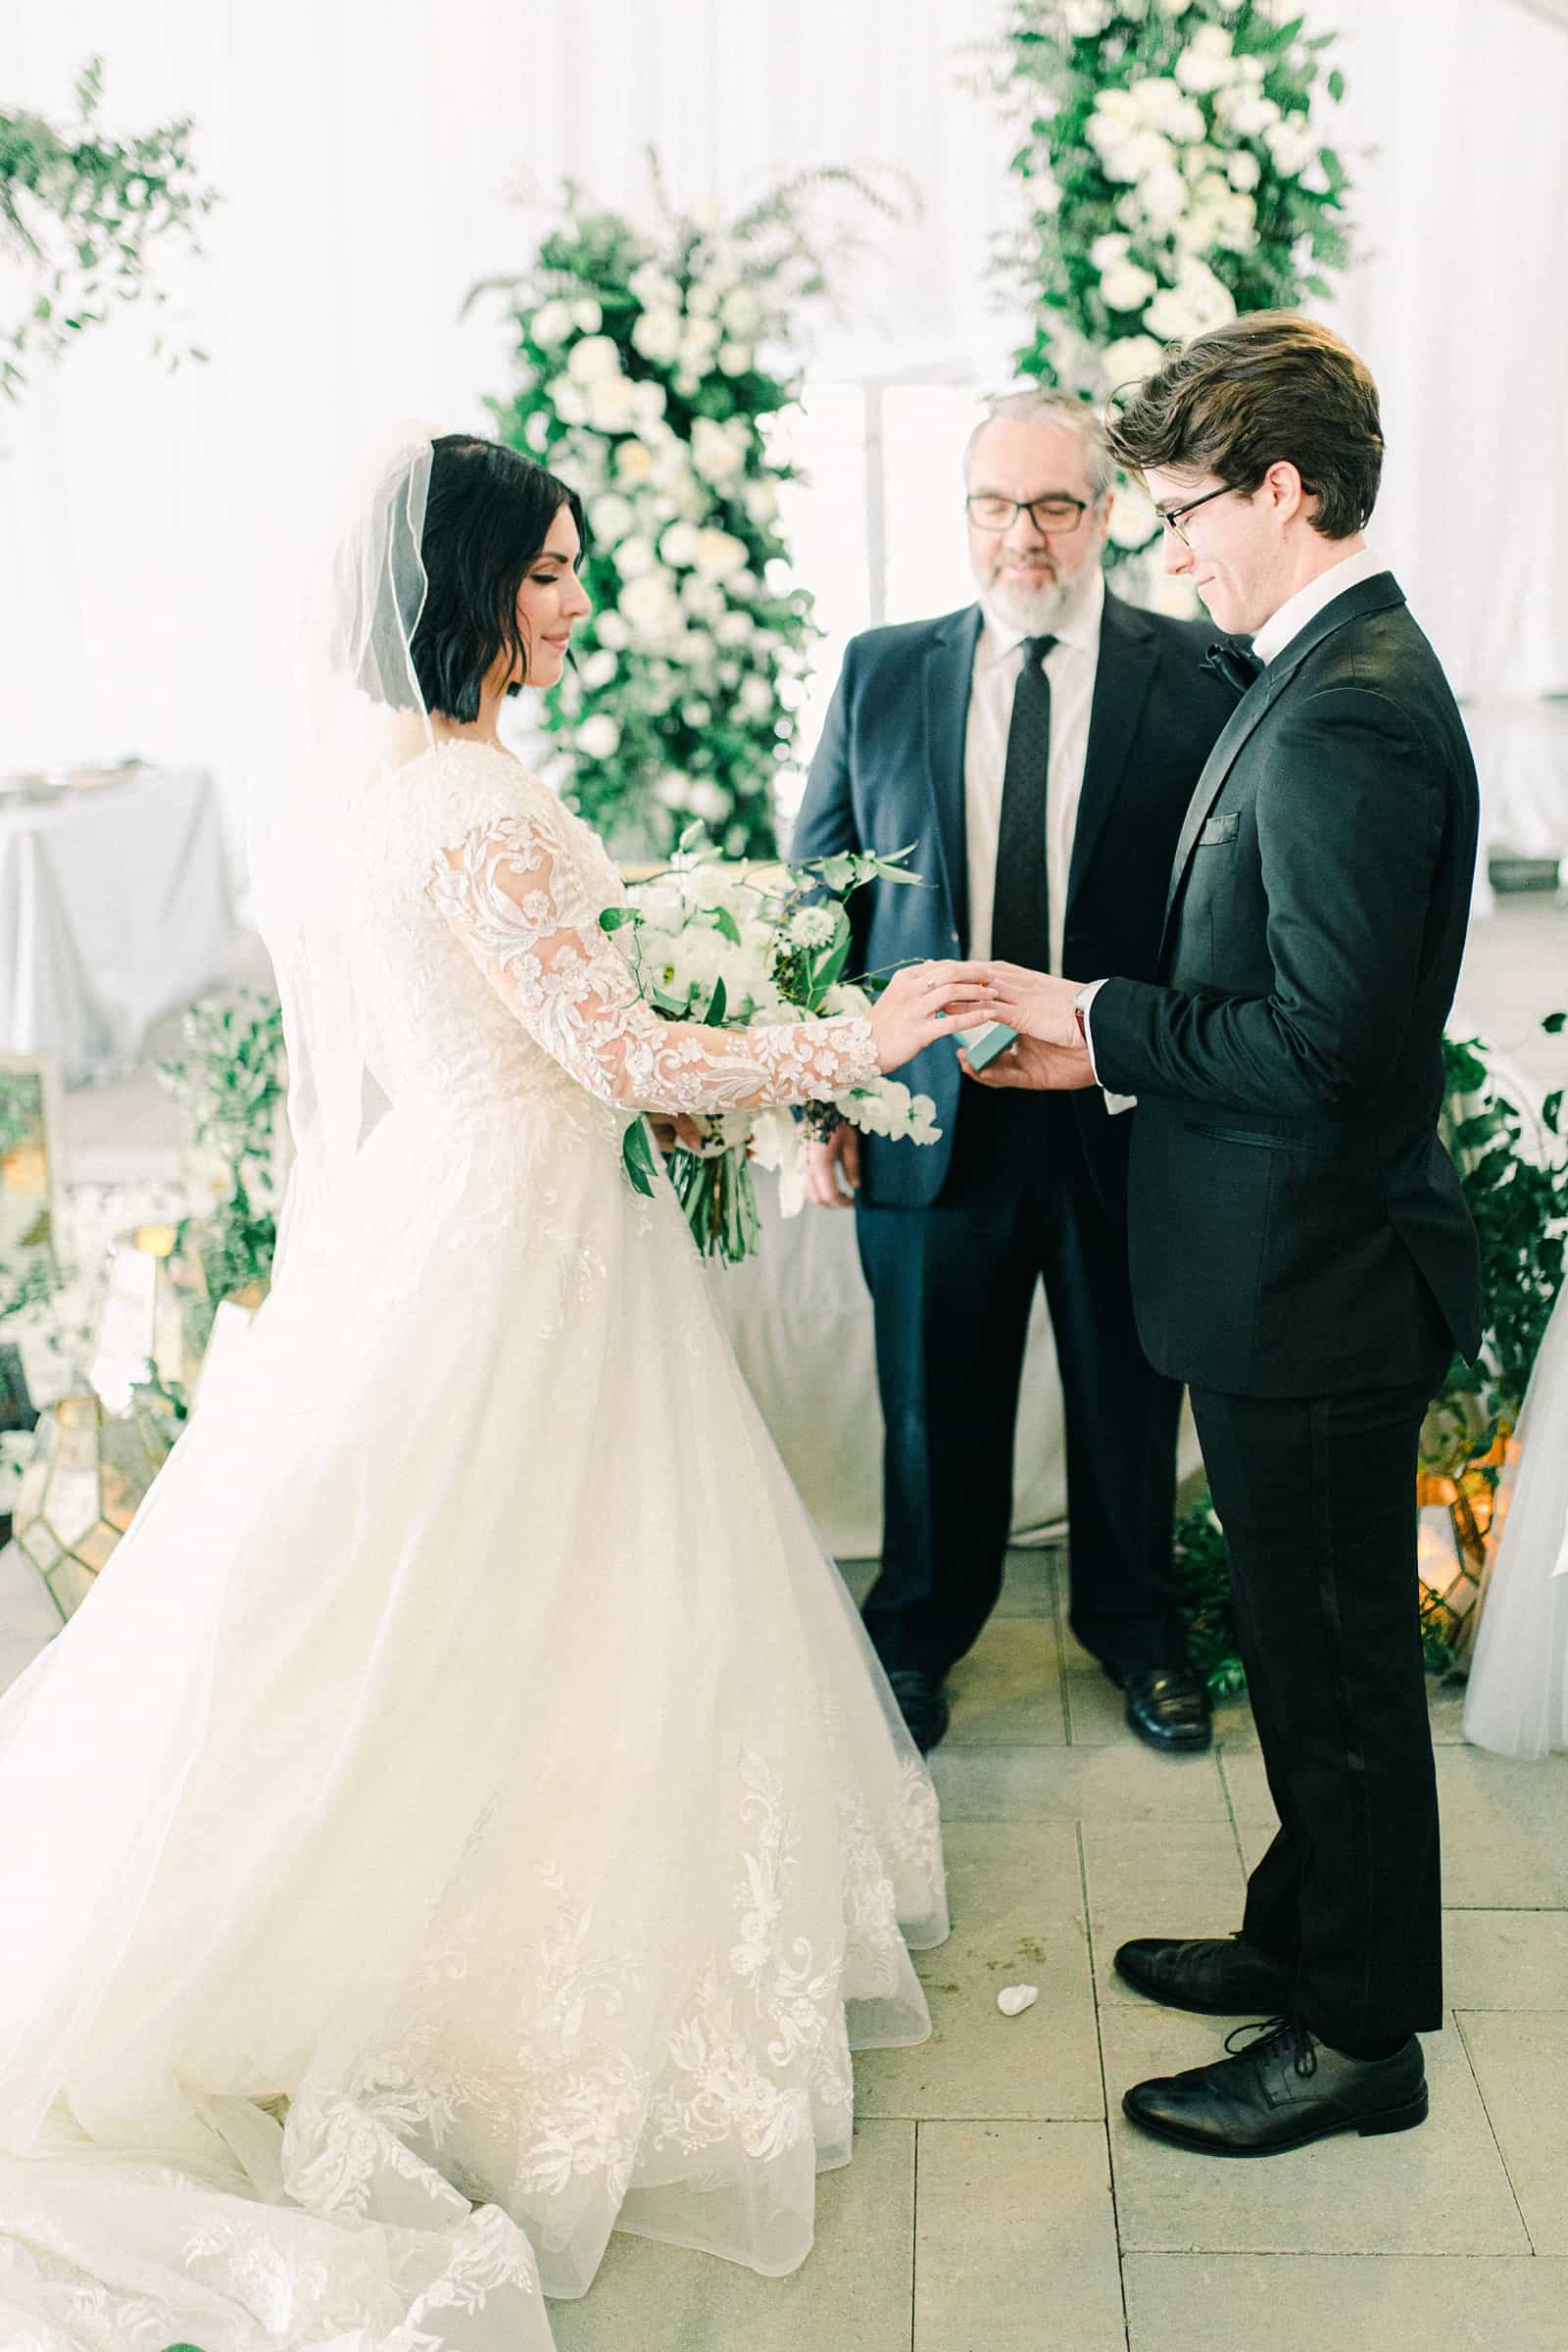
left=1124, top=2016, right=1428, bottom=2156
left=1120, top=1664, right=1212, bottom=1752
left=887, top=1669, right=950, bottom=1754
left=1114, top=1935, right=1293, bottom=2016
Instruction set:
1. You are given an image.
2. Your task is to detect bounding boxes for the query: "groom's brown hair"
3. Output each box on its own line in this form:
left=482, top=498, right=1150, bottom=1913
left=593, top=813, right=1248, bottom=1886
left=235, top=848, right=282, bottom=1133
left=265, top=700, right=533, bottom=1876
left=1106, top=312, right=1383, bottom=541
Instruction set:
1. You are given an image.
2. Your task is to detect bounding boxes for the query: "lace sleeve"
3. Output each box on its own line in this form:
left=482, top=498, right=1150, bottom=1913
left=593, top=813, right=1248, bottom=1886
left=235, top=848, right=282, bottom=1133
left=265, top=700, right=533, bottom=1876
left=430, top=810, right=877, bottom=1116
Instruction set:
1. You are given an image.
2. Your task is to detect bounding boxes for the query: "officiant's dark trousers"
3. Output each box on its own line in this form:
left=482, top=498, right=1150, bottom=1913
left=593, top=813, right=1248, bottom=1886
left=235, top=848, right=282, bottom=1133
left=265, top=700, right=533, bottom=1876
left=1189, top=1350, right=1450, bottom=2056
left=855, top=1082, right=1185, bottom=1685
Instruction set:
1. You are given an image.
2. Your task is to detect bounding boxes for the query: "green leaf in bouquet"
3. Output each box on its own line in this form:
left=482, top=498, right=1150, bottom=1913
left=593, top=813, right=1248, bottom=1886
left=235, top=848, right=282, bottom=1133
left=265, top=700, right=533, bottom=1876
left=705, top=975, right=729, bottom=1026
left=599, top=905, right=643, bottom=931
left=621, top=1118, right=659, bottom=1199
left=708, top=905, right=743, bottom=946
left=815, top=854, right=860, bottom=895
left=808, top=915, right=853, bottom=1004
left=1544, top=1010, right=1568, bottom=1035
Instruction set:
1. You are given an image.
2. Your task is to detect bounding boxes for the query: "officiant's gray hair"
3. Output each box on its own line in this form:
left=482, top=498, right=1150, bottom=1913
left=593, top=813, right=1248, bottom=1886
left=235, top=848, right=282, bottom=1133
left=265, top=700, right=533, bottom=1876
left=964, top=389, right=1115, bottom=501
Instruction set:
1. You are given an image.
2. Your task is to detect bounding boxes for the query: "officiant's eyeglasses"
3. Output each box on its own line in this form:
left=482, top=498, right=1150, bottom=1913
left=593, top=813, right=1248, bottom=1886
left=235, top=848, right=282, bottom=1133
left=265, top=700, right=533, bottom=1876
left=1158, top=484, right=1239, bottom=546
left=965, top=493, right=1090, bottom=535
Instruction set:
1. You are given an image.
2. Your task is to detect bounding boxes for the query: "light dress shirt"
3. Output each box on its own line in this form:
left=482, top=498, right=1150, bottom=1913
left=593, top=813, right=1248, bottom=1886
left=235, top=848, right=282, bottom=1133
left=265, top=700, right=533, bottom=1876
left=1081, top=543, right=1386, bottom=1107
left=964, top=560, right=1105, bottom=978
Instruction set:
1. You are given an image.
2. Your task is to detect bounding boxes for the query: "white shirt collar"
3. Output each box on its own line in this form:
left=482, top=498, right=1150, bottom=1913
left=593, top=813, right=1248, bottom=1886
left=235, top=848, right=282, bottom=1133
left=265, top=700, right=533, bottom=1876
left=976, top=561, right=1105, bottom=671
left=1250, top=543, right=1389, bottom=666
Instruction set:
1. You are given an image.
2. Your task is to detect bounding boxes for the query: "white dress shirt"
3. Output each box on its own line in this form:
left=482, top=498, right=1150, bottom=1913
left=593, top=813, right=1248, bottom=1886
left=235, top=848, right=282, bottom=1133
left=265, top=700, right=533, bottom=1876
left=964, top=561, right=1105, bottom=977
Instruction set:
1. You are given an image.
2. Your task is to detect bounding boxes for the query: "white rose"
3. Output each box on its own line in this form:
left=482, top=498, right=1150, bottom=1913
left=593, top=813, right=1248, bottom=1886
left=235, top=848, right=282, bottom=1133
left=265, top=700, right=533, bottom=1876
left=590, top=493, right=635, bottom=543
left=1139, top=166, right=1190, bottom=228
left=717, top=343, right=752, bottom=377
left=586, top=377, right=635, bottom=434
left=572, top=297, right=603, bottom=333
left=1264, top=117, right=1319, bottom=178
left=694, top=527, right=749, bottom=580
left=659, top=520, right=701, bottom=568
left=1090, top=230, right=1132, bottom=272
left=628, top=263, right=681, bottom=311
left=656, top=772, right=691, bottom=810
left=593, top=611, right=630, bottom=651
left=579, top=649, right=617, bottom=690
left=567, top=333, right=621, bottom=385
left=680, top=700, right=711, bottom=726
left=549, top=377, right=589, bottom=425
left=742, top=477, right=779, bottom=526
left=691, top=416, right=746, bottom=483
left=523, top=411, right=551, bottom=453
left=1095, top=87, right=1142, bottom=128
left=620, top=572, right=680, bottom=635
left=679, top=320, right=722, bottom=375
left=1101, top=258, right=1159, bottom=314
left=615, top=438, right=656, bottom=486
left=1147, top=261, right=1235, bottom=339
left=576, top=713, right=620, bottom=760
left=680, top=576, right=726, bottom=624
left=719, top=285, right=760, bottom=338
left=1226, top=148, right=1262, bottom=192
left=1063, top=0, right=1111, bottom=30
left=530, top=299, right=573, bottom=347
left=685, top=277, right=719, bottom=318
left=613, top=535, right=657, bottom=579
left=1102, top=334, right=1165, bottom=387
left=630, top=378, right=667, bottom=426
left=631, top=309, right=683, bottom=366
left=739, top=675, right=775, bottom=719
left=1176, top=40, right=1237, bottom=94
left=1219, top=89, right=1281, bottom=137
left=715, top=610, right=753, bottom=648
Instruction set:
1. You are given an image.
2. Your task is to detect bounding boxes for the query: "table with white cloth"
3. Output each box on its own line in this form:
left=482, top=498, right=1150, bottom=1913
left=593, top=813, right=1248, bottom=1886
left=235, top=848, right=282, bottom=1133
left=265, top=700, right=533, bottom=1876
left=0, top=767, right=238, bottom=1082
left=709, top=1165, right=1200, bottom=1561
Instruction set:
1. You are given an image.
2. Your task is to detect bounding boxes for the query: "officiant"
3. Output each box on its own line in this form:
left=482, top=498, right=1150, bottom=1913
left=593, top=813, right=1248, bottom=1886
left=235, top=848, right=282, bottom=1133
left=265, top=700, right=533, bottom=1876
left=792, top=388, right=1232, bottom=1755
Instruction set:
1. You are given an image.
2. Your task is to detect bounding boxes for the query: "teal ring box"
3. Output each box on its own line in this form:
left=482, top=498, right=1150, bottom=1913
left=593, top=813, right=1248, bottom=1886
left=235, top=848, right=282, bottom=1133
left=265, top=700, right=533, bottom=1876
left=965, top=1021, right=1018, bottom=1072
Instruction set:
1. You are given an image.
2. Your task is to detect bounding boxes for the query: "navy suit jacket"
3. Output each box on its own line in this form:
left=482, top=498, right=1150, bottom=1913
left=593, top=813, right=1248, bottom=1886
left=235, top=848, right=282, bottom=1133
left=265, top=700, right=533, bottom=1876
left=792, top=586, right=1233, bottom=1209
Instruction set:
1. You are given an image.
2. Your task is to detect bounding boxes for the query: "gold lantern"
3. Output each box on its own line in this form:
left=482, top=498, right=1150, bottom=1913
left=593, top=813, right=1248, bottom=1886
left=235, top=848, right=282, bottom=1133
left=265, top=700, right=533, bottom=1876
left=12, top=1392, right=176, bottom=1621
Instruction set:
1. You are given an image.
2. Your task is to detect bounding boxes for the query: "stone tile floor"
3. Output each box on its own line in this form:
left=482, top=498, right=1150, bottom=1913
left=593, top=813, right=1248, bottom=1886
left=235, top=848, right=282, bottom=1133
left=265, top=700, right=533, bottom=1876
left=550, top=1544, right=1568, bottom=2352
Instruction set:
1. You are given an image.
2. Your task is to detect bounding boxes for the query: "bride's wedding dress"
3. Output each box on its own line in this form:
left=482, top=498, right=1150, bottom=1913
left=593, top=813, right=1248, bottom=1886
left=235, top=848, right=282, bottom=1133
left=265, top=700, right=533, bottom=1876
left=0, top=738, right=948, bottom=2350
left=1463, top=1282, right=1568, bottom=1757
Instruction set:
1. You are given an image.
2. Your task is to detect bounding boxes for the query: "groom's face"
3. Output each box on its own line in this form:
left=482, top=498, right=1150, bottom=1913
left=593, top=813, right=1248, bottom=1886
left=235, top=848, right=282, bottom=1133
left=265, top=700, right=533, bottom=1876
left=1145, top=464, right=1278, bottom=637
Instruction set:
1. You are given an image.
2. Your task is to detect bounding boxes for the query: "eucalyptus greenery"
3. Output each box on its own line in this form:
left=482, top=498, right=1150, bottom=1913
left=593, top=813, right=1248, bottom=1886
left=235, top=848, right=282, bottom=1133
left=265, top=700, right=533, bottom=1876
left=158, top=993, right=285, bottom=1335
left=1, top=56, right=217, bottom=402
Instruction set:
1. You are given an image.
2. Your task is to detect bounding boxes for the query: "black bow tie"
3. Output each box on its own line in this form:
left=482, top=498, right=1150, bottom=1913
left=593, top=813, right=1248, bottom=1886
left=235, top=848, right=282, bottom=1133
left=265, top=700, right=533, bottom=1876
left=1203, top=641, right=1265, bottom=698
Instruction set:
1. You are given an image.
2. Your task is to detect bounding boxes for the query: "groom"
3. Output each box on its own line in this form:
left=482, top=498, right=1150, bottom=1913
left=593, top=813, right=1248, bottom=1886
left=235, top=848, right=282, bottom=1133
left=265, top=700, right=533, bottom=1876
left=962, top=313, right=1482, bottom=2155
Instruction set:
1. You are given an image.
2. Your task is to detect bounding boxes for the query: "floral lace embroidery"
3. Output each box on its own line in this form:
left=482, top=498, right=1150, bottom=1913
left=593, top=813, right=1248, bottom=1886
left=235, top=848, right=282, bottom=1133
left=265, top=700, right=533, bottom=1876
left=427, top=806, right=877, bottom=1118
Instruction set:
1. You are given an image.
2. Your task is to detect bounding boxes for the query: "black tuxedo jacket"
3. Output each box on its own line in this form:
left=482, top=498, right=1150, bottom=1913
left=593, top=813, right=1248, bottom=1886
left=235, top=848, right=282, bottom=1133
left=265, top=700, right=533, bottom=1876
left=1090, top=571, right=1484, bottom=1396
left=792, top=587, right=1232, bottom=1209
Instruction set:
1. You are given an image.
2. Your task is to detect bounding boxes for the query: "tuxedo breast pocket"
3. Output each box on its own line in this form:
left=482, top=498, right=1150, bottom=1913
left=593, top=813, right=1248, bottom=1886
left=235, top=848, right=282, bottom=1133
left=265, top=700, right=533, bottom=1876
left=1198, top=811, right=1240, bottom=848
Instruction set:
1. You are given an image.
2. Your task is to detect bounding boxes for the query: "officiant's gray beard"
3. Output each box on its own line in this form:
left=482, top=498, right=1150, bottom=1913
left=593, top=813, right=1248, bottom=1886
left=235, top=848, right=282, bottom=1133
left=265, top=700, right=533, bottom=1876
left=976, top=553, right=1098, bottom=641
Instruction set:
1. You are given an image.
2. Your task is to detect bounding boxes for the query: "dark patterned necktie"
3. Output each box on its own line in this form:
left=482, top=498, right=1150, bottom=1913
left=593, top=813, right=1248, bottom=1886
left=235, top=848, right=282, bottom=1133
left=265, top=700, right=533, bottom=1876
left=1203, top=640, right=1264, bottom=697
left=990, top=633, right=1056, bottom=968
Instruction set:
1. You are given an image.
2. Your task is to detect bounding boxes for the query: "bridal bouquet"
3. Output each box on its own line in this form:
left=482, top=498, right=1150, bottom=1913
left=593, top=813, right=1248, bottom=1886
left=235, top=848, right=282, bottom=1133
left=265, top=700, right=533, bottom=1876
left=609, top=831, right=940, bottom=1263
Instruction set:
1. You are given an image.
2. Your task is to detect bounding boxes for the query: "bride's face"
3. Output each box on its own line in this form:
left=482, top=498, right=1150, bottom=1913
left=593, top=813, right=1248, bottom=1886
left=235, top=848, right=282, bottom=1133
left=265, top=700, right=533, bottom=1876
left=512, top=504, right=592, bottom=690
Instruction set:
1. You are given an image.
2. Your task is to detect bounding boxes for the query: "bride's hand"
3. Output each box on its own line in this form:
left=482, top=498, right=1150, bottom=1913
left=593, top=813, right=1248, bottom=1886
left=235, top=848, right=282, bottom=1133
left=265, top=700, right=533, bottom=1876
left=867, top=962, right=998, bottom=1074
left=945, top=960, right=1084, bottom=1049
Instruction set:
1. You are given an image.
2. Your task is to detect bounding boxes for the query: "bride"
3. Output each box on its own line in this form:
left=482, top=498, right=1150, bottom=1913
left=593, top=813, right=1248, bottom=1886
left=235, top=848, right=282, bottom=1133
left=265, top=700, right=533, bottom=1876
left=0, top=432, right=980, bottom=2349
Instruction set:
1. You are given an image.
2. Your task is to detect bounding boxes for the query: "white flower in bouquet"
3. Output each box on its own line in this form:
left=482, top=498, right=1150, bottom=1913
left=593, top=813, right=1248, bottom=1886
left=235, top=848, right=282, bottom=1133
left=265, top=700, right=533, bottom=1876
left=1100, top=256, right=1159, bottom=314
left=613, top=534, right=658, bottom=580
left=717, top=343, right=752, bottom=377
left=631, top=308, right=684, bottom=366
left=590, top=492, right=636, bottom=543
left=567, top=333, right=622, bottom=385
left=593, top=611, right=631, bottom=651
left=1102, top=333, right=1166, bottom=387
left=576, top=713, right=621, bottom=760
left=530, top=298, right=574, bottom=346
left=613, top=439, right=657, bottom=487
left=787, top=906, right=838, bottom=950
left=694, top=527, right=749, bottom=581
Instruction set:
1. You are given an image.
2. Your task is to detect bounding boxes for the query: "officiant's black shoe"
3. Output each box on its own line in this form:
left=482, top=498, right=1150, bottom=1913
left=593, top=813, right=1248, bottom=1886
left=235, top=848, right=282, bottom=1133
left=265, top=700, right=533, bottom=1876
left=887, top=1670, right=950, bottom=1754
left=1123, top=2016, right=1428, bottom=2157
left=1120, top=1664, right=1212, bottom=1752
left=1114, top=1935, right=1293, bottom=2017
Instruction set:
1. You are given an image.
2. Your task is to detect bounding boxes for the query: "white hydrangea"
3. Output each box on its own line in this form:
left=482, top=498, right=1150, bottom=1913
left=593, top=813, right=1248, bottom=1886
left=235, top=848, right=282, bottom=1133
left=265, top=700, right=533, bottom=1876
left=523, top=411, right=551, bottom=453
left=1102, top=333, right=1166, bottom=387
left=715, top=610, right=754, bottom=648
left=615, top=439, right=656, bottom=486
left=576, top=713, right=621, bottom=760
left=1175, top=24, right=1239, bottom=95
left=1146, top=259, right=1237, bottom=340
left=586, top=377, right=637, bottom=434
left=719, top=284, right=760, bottom=338
left=681, top=317, right=722, bottom=371
left=630, top=379, right=667, bottom=426
left=631, top=309, right=683, bottom=366
left=1062, top=0, right=1113, bottom=32
left=628, top=263, right=682, bottom=312
left=686, top=277, right=719, bottom=318
left=1138, top=166, right=1191, bottom=229
left=691, top=416, right=748, bottom=486
left=572, top=297, right=603, bottom=333
left=654, top=773, right=691, bottom=810
left=620, top=572, right=681, bottom=637
left=679, top=576, right=726, bottom=626
left=742, top=477, right=779, bottom=527
left=717, top=344, right=752, bottom=377
left=613, top=535, right=657, bottom=580
left=659, top=520, right=702, bottom=569
left=593, top=611, right=631, bottom=651
left=1128, top=77, right=1205, bottom=144
left=1091, top=230, right=1133, bottom=272
left=1101, top=257, right=1159, bottom=314
left=549, top=377, right=589, bottom=426
left=567, top=334, right=621, bottom=385
left=578, top=648, right=617, bottom=691
left=1226, top=148, right=1262, bottom=193
left=589, top=492, right=635, bottom=544
left=530, top=298, right=573, bottom=347
left=1215, top=86, right=1282, bottom=138
left=1264, top=116, right=1319, bottom=178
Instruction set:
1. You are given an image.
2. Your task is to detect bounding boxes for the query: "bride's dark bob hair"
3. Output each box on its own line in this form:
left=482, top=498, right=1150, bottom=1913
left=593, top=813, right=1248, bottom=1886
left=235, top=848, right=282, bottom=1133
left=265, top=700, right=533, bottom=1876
left=411, top=433, right=587, bottom=722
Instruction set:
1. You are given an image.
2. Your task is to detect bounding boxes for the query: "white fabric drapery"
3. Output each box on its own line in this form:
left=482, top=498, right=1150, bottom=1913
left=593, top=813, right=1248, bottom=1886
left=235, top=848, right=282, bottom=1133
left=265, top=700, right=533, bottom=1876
left=3, top=1, right=1565, bottom=867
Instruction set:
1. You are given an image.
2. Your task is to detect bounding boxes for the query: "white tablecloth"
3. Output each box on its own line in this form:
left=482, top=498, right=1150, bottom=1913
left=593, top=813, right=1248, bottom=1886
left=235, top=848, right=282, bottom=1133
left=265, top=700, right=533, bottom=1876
left=0, top=768, right=238, bottom=1081
left=709, top=1166, right=1200, bottom=1560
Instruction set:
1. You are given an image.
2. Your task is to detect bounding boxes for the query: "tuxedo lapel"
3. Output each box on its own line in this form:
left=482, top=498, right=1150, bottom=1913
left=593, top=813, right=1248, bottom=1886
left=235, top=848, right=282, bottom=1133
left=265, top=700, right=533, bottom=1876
left=922, top=605, right=983, bottom=950
left=1158, top=572, right=1406, bottom=958
left=1067, top=589, right=1157, bottom=918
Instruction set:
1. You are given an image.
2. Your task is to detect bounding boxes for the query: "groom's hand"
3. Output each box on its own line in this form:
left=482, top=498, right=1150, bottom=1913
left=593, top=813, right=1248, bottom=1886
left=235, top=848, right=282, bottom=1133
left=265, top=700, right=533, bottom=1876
left=960, top=1036, right=1097, bottom=1092
left=648, top=1115, right=707, bottom=1154
left=946, top=961, right=1083, bottom=1049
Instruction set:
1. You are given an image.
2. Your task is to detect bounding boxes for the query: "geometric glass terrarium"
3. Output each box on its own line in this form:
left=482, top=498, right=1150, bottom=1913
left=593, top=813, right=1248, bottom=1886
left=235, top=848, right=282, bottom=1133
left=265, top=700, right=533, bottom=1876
left=12, top=1391, right=175, bottom=1621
